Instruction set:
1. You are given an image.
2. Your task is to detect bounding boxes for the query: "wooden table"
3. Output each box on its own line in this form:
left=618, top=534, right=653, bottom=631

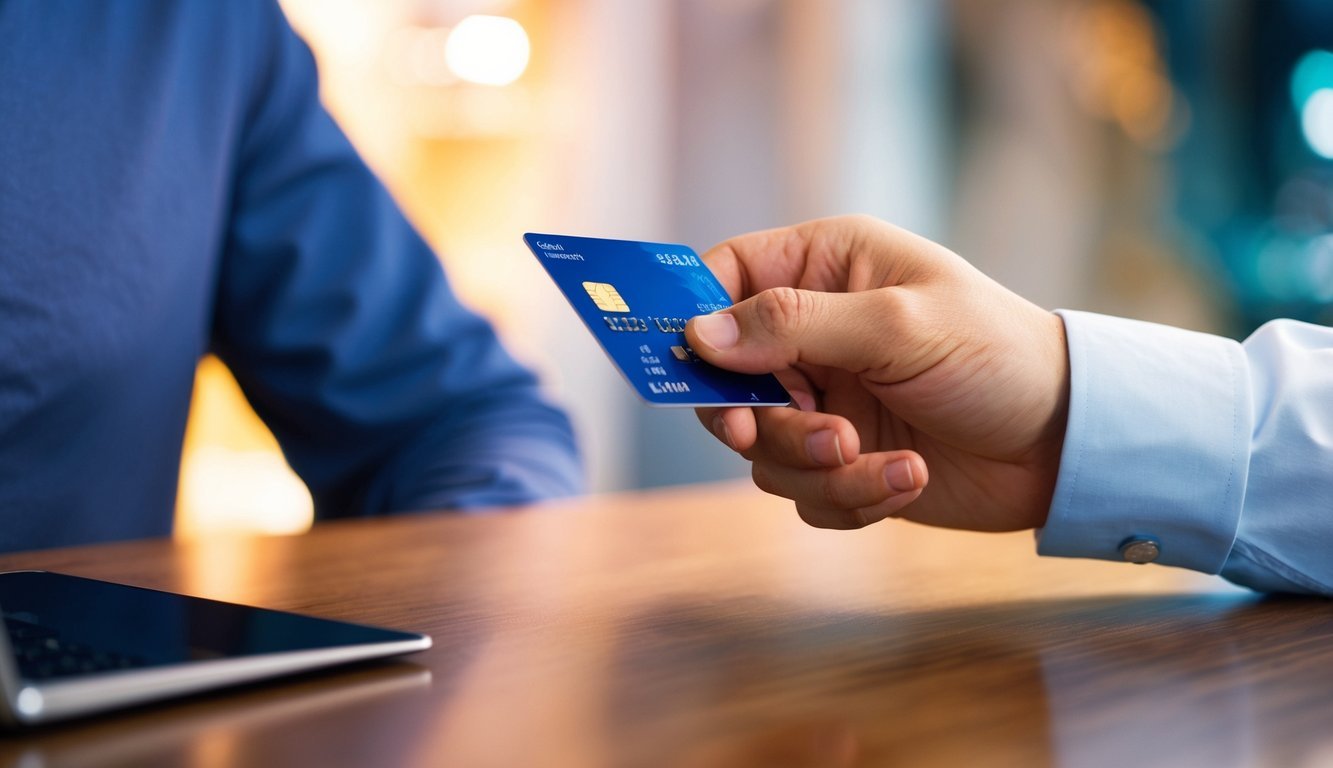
left=0, top=481, right=1327, bottom=768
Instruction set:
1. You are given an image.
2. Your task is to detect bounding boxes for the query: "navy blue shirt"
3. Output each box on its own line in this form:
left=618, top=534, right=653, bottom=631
left=0, top=1, right=583, bottom=551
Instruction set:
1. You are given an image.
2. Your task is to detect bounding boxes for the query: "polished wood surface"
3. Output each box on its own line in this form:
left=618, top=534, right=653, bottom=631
left=0, top=481, right=1328, bottom=768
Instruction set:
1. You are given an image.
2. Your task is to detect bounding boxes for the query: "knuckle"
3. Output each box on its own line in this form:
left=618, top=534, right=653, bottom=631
left=796, top=503, right=860, bottom=530
left=818, top=475, right=854, bottom=510
left=794, top=503, right=836, bottom=529
left=752, top=287, right=810, bottom=343
left=875, top=288, right=915, bottom=329
left=751, top=463, right=779, bottom=495
left=843, top=213, right=881, bottom=231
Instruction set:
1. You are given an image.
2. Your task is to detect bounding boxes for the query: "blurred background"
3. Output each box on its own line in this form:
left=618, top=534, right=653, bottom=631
left=175, top=0, right=1333, bottom=540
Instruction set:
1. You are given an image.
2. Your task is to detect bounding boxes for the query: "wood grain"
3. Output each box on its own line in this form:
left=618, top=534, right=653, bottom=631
left=0, top=481, right=1326, bottom=768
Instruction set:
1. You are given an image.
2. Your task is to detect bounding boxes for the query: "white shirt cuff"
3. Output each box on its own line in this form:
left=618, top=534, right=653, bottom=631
left=1036, top=310, right=1252, bottom=574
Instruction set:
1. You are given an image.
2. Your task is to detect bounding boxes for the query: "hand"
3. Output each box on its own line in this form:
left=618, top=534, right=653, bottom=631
left=685, top=215, right=1069, bottom=531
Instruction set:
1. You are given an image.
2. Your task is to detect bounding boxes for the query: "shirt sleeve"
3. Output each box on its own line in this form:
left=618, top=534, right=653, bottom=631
left=211, top=2, right=583, bottom=518
left=1037, top=310, right=1333, bottom=595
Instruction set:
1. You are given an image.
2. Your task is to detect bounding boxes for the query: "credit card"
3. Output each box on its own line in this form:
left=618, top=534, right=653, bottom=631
left=524, top=233, right=791, bottom=407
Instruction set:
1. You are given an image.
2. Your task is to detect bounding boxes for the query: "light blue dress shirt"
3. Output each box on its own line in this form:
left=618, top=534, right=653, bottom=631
left=1039, top=310, right=1333, bottom=594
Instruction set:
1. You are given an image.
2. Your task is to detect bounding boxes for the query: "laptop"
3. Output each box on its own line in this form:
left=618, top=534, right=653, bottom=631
left=0, top=570, right=431, bottom=727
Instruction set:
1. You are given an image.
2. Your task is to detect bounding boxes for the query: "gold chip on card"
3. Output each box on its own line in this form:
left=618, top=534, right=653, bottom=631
left=582, top=281, right=630, bottom=313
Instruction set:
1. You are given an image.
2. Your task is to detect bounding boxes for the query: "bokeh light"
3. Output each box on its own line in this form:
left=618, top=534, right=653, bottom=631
left=444, top=15, right=530, bottom=86
left=1300, top=88, right=1333, bottom=159
left=1290, top=49, right=1333, bottom=110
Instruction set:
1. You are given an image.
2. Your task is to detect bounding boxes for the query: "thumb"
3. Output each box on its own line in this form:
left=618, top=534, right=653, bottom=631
left=686, top=287, right=907, bottom=376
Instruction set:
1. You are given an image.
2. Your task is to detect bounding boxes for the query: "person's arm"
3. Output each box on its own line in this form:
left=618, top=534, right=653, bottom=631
left=213, top=2, right=582, bottom=518
left=684, top=215, right=1332, bottom=595
left=1040, top=311, right=1333, bottom=594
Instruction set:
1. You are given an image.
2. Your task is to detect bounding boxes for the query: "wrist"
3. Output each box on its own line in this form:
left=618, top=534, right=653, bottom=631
left=1033, top=310, right=1071, bottom=526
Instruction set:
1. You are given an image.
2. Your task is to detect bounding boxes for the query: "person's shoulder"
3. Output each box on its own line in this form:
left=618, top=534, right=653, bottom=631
left=135, top=0, right=286, bottom=60
left=150, top=0, right=299, bottom=105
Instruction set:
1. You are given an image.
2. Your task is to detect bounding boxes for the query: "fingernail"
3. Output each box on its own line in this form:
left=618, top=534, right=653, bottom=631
left=805, top=430, right=845, bottom=467
left=692, top=313, right=739, bottom=350
left=713, top=414, right=735, bottom=450
left=789, top=389, right=817, bottom=412
left=884, top=459, right=916, bottom=493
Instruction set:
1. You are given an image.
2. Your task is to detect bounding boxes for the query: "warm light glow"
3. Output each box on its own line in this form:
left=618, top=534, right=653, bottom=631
left=397, top=26, right=455, bottom=86
left=178, top=447, right=314, bottom=538
left=1300, top=88, right=1333, bottom=159
left=177, top=357, right=314, bottom=540
left=1066, top=0, right=1177, bottom=147
left=445, top=15, right=530, bottom=86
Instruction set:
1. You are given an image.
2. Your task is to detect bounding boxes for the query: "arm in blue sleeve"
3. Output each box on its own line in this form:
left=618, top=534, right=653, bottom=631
left=212, top=2, right=583, bottom=518
left=1037, top=310, right=1333, bottom=594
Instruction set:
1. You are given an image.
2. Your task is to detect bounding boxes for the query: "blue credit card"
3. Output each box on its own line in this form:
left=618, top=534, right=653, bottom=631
left=524, top=233, right=791, bottom=407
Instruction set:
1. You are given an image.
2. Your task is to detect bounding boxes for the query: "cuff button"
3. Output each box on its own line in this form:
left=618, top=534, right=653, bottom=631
left=1119, top=537, right=1160, bottom=564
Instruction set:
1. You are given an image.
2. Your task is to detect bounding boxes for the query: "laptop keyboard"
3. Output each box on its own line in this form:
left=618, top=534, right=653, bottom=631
left=4, top=616, right=146, bottom=680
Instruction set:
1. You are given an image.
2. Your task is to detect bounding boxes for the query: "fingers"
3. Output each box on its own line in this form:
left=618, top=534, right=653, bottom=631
left=754, top=451, right=928, bottom=530
left=690, top=214, right=969, bottom=380
left=699, top=214, right=911, bottom=300
left=696, top=406, right=755, bottom=453
left=694, top=402, right=927, bottom=529
left=697, top=405, right=861, bottom=468
left=687, top=287, right=912, bottom=378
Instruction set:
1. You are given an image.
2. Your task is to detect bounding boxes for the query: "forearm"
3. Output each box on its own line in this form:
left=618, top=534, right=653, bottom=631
left=216, top=4, right=583, bottom=518
left=335, top=392, right=584, bottom=517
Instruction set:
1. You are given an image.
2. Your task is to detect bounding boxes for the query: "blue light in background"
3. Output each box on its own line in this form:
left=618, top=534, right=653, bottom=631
left=1290, top=49, right=1333, bottom=109
left=1300, top=89, right=1333, bottom=158
left=1292, top=50, right=1333, bottom=158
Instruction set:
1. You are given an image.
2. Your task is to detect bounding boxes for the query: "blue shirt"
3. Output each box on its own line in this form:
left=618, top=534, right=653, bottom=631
left=1040, top=310, right=1333, bottom=594
left=0, top=1, right=583, bottom=552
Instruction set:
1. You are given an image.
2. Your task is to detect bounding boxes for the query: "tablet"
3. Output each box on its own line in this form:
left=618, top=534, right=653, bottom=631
left=0, top=570, right=430, bottom=726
